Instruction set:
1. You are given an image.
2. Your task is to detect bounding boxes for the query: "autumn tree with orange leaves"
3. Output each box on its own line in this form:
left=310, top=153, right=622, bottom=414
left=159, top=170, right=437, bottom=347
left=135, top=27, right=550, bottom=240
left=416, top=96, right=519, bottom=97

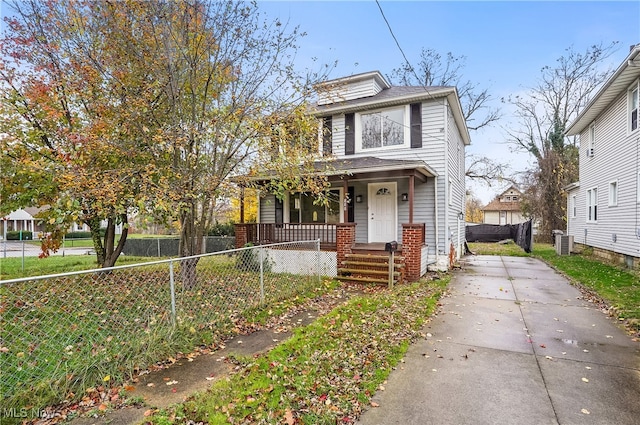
left=1, top=0, right=329, bottom=269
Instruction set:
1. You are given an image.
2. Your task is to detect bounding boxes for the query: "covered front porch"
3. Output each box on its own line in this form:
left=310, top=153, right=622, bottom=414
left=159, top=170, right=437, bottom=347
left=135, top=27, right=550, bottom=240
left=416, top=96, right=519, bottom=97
left=235, top=157, right=438, bottom=282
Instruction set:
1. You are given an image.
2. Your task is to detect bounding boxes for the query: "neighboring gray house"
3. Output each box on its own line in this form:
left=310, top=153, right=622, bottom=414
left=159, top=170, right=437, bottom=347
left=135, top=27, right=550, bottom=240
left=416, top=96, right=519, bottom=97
left=236, top=71, right=470, bottom=279
left=565, top=44, right=640, bottom=269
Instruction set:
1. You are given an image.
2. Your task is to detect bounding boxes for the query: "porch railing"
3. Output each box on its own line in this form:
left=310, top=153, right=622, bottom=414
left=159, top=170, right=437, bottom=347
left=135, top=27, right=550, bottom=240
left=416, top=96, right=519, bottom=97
left=245, top=223, right=337, bottom=249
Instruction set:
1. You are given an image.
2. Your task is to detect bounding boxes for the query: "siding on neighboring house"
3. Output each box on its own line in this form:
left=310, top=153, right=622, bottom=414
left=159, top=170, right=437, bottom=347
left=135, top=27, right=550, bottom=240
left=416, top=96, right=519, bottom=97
left=565, top=45, right=640, bottom=265
left=569, top=92, right=640, bottom=259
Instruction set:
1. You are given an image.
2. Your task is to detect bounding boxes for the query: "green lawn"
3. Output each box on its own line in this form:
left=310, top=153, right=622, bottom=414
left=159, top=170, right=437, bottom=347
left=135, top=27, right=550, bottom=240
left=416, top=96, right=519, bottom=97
left=0, top=254, right=160, bottom=280
left=468, top=241, right=640, bottom=336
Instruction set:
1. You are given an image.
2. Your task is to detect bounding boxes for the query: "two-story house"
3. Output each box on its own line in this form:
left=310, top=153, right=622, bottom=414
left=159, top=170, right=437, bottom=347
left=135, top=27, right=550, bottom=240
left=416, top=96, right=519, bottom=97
left=565, top=44, right=640, bottom=269
left=235, top=71, right=470, bottom=280
left=482, top=185, right=526, bottom=225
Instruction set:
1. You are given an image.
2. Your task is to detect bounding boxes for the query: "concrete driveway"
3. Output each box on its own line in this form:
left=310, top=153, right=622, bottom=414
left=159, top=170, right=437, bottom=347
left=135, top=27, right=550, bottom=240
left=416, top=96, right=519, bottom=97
left=358, top=255, right=640, bottom=425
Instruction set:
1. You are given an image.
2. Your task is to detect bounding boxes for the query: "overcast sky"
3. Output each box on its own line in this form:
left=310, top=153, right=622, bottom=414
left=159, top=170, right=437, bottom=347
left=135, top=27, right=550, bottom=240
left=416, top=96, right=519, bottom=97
left=259, top=0, right=640, bottom=203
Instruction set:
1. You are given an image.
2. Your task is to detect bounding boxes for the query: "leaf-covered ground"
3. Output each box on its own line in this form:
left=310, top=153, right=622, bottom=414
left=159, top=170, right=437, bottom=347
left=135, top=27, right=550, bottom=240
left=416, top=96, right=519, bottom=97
left=147, top=275, right=449, bottom=424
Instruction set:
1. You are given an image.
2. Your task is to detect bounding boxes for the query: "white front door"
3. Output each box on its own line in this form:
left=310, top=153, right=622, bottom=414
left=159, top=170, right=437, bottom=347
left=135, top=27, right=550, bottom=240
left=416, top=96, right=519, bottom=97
left=368, top=182, right=397, bottom=242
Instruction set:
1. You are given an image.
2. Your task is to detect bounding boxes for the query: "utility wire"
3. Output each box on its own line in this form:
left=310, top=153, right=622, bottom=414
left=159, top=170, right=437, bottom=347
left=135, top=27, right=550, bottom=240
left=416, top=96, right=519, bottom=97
left=375, top=0, right=431, bottom=95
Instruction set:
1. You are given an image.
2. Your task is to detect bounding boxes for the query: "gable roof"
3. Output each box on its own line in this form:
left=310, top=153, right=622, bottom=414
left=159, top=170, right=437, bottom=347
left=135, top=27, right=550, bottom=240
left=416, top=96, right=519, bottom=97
left=566, top=44, right=640, bottom=136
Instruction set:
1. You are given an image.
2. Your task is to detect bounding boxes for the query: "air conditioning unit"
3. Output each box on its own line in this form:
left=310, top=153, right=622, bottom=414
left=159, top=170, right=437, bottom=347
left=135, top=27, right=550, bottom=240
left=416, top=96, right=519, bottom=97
left=555, top=235, right=574, bottom=255
left=586, top=148, right=594, bottom=157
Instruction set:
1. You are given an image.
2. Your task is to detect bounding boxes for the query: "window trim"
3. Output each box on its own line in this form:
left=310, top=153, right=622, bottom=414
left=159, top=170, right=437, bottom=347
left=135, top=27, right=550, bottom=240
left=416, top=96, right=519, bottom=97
left=354, top=105, right=410, bottom=153
left=571, top=194, right=577, bottom=218
left=608, top=180, right=618, bottom=207
left=586, top=187, right=598, bottom=223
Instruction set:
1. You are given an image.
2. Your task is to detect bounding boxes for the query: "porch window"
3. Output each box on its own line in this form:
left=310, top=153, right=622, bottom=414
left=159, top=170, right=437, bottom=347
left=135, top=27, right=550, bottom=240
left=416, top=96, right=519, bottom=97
left=356, top=106, right=408, bottom=151
left=289, top=190, right=341, bottom=223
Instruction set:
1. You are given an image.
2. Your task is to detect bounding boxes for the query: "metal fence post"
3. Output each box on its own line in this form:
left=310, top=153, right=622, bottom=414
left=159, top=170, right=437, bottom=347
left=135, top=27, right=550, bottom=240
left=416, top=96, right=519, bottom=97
left=259, top=246, right=265, bottom=303
left=169, top=260, right=176, bottom=326
left=316, top=239, right=321, bottom=285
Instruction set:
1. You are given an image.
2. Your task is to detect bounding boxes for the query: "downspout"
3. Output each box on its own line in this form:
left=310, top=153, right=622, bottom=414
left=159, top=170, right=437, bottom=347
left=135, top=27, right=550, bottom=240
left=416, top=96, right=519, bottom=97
left=434, top=175, right=439, bottom=259
left=443, top=99, right=450, bottom=262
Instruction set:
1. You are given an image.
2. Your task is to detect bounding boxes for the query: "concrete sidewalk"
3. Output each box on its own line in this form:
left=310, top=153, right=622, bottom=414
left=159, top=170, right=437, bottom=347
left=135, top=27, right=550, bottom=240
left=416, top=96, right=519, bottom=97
left=358, top=255, right=640, bottom=425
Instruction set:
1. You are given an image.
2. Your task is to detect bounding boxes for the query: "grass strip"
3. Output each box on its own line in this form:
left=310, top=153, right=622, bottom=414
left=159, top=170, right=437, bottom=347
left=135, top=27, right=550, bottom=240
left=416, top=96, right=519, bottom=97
left=148, top=276, right=449, bottom=425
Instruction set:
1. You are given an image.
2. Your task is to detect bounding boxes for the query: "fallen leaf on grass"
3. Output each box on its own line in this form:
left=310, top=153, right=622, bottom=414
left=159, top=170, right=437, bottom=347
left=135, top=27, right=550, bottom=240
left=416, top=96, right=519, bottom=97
left=285, top=409, right=295, bottom=425
left=370, top=402, right=379, bottom=407
left=147, top=383, right=155, bottom=387
left=165, top=380, right=178, bottom=386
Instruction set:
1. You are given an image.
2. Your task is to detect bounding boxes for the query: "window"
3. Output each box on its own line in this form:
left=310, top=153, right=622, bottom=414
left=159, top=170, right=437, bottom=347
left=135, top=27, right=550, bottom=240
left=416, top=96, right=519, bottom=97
left=588, top=122, right=595, bottom=156
left=587, top=187, right=598, bottom=222
left=356, top=106, right=408, bottom=151
left=571, top=195, right=577, bottom=218
left=630, top=83, right=639, bottom=131
left=512, top=196, right=518, bottom=201
left=288, top=190, right=342, bottom=223
left=609, top=181, right=618, bottom=206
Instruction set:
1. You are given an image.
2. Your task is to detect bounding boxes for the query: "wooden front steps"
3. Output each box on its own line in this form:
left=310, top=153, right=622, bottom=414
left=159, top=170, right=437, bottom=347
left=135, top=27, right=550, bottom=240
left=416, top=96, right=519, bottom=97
left=337, top=251, right=405, bottom=285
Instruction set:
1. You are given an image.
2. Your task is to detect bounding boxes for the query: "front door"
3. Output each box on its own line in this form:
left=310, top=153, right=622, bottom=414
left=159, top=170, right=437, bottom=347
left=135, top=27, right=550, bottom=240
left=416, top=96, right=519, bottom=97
left=368, top=182, right=397, bottom=242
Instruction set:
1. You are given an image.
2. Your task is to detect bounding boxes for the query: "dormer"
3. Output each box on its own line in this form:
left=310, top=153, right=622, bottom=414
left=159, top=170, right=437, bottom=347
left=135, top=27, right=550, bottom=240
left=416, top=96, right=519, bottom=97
left=316, top=71, right=390, bottom=105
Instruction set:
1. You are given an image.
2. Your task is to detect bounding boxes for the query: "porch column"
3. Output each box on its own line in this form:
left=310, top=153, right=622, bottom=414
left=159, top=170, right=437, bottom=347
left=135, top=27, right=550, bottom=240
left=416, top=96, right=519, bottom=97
left=343, top=179, right=349, bottom=222
left=409, top=175, right=415, bottom=224
left=336, top=223, right=356, bottom=272
left=402, top=223, right=425, bottom=281
left=235, top=223, right=249, bottom=248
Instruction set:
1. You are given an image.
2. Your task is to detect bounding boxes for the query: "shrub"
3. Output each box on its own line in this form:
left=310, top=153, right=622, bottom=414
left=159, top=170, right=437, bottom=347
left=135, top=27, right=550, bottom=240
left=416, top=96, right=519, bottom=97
left=236, top=243, right=271, bottom=272
left=207, top=221, right=235, bottom=236
left=6, top=230, right=33, bottom=240
left=65, top=231, right=92, bottom=239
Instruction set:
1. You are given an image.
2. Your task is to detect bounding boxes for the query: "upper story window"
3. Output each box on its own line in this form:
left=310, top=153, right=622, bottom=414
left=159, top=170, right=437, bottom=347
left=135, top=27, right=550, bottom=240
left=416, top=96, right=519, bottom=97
left=630, top=82, right=639, bottom=132
left=608, top=180, right=618, bottom=207
left=588, top=122, right=595, bottom=156
left=571, top=194, right=577, bottom=218
left=356, top=106, right=409, bottom=152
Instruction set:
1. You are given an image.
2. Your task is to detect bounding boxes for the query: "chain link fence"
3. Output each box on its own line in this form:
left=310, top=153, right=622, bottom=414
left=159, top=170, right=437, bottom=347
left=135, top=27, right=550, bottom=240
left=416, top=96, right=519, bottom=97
left=0, top=240, right=325, bottom=416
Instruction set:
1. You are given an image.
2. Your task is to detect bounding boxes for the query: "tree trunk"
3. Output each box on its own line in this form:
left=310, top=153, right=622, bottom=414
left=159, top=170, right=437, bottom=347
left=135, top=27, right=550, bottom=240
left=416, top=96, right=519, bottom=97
left=88, top=214, right=129, bottom=268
